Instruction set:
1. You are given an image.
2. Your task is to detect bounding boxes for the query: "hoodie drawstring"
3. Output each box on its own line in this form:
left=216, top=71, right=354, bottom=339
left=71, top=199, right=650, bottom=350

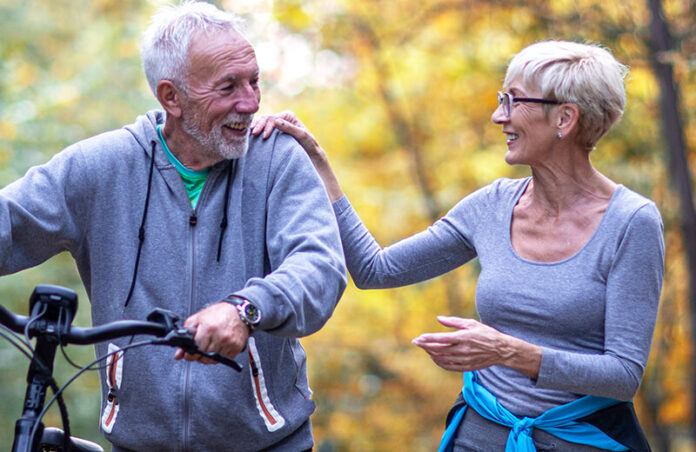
left=217, top=159, right=237, bottom=262
left=124, top=141, right=157, bottom=308
left=124, top=145, right=238, bottom=307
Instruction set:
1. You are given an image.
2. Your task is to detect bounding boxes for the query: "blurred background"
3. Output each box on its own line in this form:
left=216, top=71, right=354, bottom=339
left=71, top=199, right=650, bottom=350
left=1, top=0, right=695, bottom=450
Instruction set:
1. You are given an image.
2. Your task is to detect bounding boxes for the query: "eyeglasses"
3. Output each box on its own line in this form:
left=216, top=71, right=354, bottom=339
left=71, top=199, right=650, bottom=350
left=497, top=91, right=561, bottom=118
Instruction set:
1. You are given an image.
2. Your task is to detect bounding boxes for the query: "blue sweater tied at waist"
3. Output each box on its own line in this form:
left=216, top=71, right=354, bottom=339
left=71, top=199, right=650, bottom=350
left=438, top=372, right=631, bottom=452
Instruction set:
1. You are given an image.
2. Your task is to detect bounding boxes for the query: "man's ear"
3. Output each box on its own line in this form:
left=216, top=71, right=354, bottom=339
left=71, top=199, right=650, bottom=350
left=157, top=80, right=183, bottom=118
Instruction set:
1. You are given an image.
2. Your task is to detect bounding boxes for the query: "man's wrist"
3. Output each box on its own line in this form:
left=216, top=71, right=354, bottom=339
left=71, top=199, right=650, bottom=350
left=222, top=295, right=262, bottom=330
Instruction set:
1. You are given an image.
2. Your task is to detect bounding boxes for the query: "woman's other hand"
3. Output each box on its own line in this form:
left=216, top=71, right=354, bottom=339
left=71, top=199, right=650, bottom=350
left=251, top=111, right=344, bottom=202
left=412, top=316, right=541, bottom=379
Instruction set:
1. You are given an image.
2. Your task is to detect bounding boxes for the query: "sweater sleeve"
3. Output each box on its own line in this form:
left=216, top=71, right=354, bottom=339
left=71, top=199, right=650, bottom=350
left=0, top=145, right=88, bottom=274
left=234, top=137, right=347, bottom=336
left=536, top=203, right=665, bottom=400
left=331, top=189, right=480, bottom=290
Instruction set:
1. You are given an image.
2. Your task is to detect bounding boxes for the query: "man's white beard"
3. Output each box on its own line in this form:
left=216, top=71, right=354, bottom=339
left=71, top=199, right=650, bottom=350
left=182, top=110, right=251, bottom=160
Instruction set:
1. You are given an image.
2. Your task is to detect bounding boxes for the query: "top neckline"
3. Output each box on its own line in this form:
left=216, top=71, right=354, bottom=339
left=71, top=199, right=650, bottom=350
left=506, top=177, right=623, bottom=265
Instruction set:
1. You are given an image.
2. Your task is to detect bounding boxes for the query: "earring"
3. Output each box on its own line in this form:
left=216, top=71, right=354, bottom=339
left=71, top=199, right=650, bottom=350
left=557, top=130, right=563, bottom=139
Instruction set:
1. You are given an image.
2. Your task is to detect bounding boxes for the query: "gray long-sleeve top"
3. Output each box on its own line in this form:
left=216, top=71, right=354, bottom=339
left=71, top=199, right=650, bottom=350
left=333, top=177, right=664, bottom=417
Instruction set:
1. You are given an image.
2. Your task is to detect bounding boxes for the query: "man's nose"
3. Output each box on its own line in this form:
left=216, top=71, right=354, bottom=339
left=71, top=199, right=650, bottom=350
left=236, top=85, right=260, bottom=114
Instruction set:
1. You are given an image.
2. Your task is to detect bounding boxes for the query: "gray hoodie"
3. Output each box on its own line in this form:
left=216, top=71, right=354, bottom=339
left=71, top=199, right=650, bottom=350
left=0, top=110, right=347, bottom=450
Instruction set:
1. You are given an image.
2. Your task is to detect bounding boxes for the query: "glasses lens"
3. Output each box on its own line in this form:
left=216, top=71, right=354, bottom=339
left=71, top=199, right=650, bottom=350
left=497, top=92, right=511, bottom=117
left=498, top=91, right=512, bottom=118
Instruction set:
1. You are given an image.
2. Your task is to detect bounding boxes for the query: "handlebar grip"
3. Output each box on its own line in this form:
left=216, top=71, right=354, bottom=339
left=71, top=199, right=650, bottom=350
left=0, top=303, right=27, bottom=333
left=200, top=351, right=243, bottom=371
left=154, top=330, right=243, bottom=372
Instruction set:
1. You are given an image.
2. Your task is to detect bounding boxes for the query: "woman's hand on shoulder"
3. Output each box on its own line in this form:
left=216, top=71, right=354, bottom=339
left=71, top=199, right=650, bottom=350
left=412, top=316, right=541, bottom=379
left=251, top=111, right=323, bottom=160
left=251, top=110, right=345, bottom=202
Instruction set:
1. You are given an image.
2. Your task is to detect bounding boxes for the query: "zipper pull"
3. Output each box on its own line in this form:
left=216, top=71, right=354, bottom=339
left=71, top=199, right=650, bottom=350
left=189, top=214, right=197, bottom=226
left=249, top=353, right=259, bottom=377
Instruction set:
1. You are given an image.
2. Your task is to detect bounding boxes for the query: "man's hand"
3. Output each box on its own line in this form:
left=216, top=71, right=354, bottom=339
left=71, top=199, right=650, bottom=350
left=174, top=302, right=249, bottom=364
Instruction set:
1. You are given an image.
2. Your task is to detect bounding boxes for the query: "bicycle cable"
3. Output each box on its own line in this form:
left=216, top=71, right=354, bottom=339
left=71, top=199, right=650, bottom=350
left=28, top=338, right=164, bottom=449
left=55, top=307, right=109, bottom=373
left=59, top=335, right=142, bottom=374
left=0, top=324, right=33, bottom=360
left=24, top=302, right=48, bottom=355
left=58, top=342, right=92, bottom=370
left=48, top=374, right=72, bottom=452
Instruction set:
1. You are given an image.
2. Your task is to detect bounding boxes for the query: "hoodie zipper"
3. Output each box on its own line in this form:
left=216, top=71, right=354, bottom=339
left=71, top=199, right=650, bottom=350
left=182, top=168, right=220, bottom=451
left=183, top=202, right=198, bottom=452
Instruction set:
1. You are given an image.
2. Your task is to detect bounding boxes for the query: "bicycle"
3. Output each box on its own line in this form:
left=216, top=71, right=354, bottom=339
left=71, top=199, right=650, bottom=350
left=0, top=284, right=242, bottom=452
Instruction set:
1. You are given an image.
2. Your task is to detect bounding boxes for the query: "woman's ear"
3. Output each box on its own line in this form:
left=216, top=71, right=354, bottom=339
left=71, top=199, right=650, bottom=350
left=156, top=80, right=183, bottom=118
left=556, top=103, right=580, bottom=138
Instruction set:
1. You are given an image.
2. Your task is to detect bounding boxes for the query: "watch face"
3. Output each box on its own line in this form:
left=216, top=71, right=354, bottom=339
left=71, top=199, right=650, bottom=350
left=244, top=303, right=260, bottom=323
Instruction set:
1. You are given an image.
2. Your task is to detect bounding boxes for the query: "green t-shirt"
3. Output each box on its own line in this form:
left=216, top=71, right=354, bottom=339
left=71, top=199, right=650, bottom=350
left=157, top=125, right=208, bottom=208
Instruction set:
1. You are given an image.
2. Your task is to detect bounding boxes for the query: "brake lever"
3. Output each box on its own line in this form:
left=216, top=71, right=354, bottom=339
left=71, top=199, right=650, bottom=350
left=146, top=309, right=242, bottom=371
left=158, top=328, right=243, bottom=372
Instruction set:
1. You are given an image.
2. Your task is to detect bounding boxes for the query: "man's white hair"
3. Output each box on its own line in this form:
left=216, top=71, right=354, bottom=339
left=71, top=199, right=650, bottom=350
left=504, top=40, right=629, bottom=150
left=141, top=0, right=246, bottom=96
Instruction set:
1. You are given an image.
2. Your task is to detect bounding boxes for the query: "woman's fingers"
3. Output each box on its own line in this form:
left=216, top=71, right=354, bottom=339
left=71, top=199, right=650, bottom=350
left=250, top=115, right=270, bottom=135
left=274, top=119, right=323, bottom=156
left=412, top=317, right=477, bottom=346
left=412, top=332, right=459, bottom=348
left=413, top=316, right=510, bottom=372
left=250, top=112, right=321, bottom=155
left=437, top=315, right=477, bottom=329
left=251, top=110, right=303, bottom=137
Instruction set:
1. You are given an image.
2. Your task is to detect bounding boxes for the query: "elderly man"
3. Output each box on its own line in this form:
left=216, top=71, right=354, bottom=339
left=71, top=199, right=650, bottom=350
left=0, top=1, right=346, bottom=450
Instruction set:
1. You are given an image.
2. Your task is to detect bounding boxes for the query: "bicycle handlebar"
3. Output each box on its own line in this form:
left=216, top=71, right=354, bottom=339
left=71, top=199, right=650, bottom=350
left=0, top=305, right=165, bottom=340
left=0, top=301, right=242, bottom=371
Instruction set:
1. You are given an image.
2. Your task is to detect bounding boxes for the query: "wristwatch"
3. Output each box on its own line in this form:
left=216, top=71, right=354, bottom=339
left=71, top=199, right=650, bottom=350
left=223, top=295, right=262, bottom=330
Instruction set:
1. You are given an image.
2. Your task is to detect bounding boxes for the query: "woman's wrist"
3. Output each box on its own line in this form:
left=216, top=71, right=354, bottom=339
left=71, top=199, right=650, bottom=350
left=312, top=149, right=344, bottom=202
left=500, top=334, right=542, bottom=380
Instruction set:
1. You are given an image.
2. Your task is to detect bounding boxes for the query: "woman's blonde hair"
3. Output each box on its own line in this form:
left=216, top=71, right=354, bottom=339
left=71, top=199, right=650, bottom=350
left=504, top=40, right=629, bottom=150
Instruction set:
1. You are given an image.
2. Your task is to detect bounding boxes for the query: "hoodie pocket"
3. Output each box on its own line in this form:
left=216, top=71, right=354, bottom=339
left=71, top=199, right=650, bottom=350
left=101, top=343, right=123, bottom=434
left=289, top=338, right=312, bottom=399
left=247, top=337, right=286, bottom=432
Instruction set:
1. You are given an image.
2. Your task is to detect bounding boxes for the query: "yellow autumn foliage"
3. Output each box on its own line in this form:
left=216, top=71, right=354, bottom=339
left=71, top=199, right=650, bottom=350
left=0, top=0, right=695, bottom=450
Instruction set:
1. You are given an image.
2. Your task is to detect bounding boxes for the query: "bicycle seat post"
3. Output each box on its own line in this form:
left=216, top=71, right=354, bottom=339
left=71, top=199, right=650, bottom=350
left=12, top=286, right=78, bottom=452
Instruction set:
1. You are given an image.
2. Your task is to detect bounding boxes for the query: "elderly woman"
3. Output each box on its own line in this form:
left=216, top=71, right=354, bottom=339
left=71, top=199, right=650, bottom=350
left=252, top=40, right=663, bottom=451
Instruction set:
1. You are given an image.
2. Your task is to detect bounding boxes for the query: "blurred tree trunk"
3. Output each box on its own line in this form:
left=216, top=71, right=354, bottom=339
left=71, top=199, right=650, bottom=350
left=647, top=0, right=696, bottom=445
left=356, top=18, right=462, bottom=314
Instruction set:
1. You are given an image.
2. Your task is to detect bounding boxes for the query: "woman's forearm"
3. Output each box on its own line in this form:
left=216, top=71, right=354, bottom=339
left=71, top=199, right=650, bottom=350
left=309, top=149, right=344, bottom=202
